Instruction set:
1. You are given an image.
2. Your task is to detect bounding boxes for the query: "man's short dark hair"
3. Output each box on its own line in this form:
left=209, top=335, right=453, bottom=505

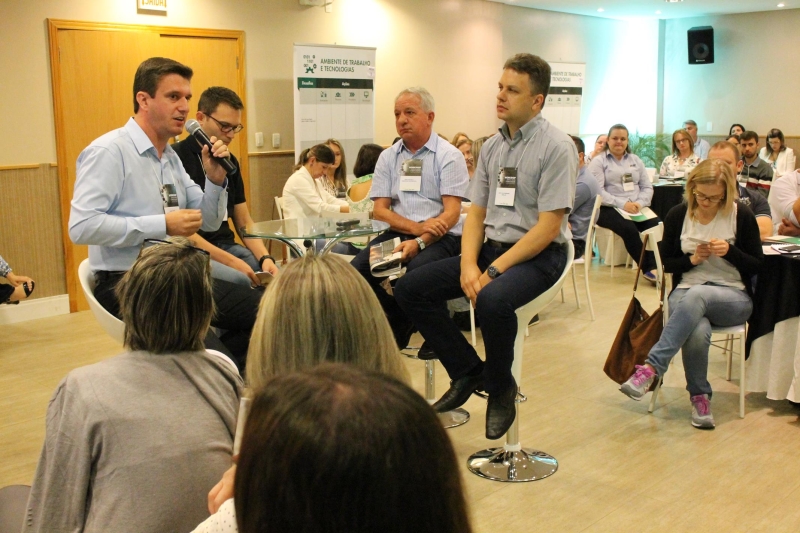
left=740, top=130, right=759, bottom=143
left=570, top=135, right=585, bottom=155
left=503, top=53, right=551, bottom=107
left=197, top=86, right=244, bottom=115
left=133, top=57, right=193, bottom=113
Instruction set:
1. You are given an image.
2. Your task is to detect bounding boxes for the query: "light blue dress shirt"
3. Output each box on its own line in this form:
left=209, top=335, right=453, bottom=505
left=588, top=150, right=653, bottom=209
left=371, top=131, right=469, bottom=236
left=569, top=166, right=600, bottom=243
left=470, top=114, right=577, bottom=244
left=69, top=118, right=228, bottom=272
left=694, top=138, right=710, bottom=160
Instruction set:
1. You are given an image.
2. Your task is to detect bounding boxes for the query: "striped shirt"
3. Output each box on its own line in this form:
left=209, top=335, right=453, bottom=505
left=371, top=132, right=469, bottom=236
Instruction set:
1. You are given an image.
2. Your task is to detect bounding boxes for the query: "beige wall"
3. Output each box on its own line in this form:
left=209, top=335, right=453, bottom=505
left=663, top=9, right=800, bottom=136
left=2, top=0, right=661, bottom=167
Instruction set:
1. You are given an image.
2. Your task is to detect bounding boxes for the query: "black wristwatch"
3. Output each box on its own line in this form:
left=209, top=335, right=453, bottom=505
left=258, top=255, right=275, bottom=267
left=487, top=265, right=502, bottom=279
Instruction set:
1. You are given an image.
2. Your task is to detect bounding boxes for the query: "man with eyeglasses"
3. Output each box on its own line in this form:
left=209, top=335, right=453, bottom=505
left=69, top=58, right=261, bottom=367
left=173, top=87, right=279, bottom=287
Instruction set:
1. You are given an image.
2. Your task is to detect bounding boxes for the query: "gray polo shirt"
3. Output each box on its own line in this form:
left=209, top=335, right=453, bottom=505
left=470, top=114, right=577, bottom=244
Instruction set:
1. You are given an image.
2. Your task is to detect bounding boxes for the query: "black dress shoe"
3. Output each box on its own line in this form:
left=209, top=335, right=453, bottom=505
left=485, top=378, right=518, bottom=440
left=417, top=341, right=437, bottom=360
left=432, top=372, right=484, bottom=413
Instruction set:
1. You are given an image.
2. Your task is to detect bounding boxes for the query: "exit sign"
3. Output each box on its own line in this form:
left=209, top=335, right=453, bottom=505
left=138, top=0, right=167, bottom=12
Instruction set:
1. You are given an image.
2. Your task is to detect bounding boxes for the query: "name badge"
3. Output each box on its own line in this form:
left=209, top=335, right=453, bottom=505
left=495, top=167, right=517, bottom=206
left=399, top=159, right=423, bottom=192
left=161, top=184, right=179, bottom=214
left=674, top=169, right=685, bottom=179
left=622, top=172, right=635, bottom=192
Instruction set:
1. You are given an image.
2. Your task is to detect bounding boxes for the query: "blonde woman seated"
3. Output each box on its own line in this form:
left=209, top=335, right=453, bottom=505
left=195, top=364, right=472, bottom=533
left=456, top=137, right=475, bottom=179
left=25, top=238, right=241, bottom=533
left=321, top=138, right=349, bottom=198
left=659, top=128, right=701, bottom=178
left=620, top=160, right=763, bottom=429
left=282, top=144, right=349, bottom=220
left=759, top=128, right=796, bottom=179
left=199, top=254, right=409, bottom=524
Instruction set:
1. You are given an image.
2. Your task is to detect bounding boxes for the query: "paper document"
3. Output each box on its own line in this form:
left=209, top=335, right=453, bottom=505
left=369, top=237, right=405, bottom=277
left=615, top=206, right=657, bottom=223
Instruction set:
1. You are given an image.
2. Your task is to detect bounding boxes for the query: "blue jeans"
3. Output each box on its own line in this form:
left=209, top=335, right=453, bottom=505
left=210, top=243, right=261, bottom=287
left=646, top=283, right=752, bottom=397
left=394, top=242, right=566, bottom=394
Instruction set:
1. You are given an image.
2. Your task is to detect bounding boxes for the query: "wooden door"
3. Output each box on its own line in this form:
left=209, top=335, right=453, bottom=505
left=48, top=20, right=246, bottom=312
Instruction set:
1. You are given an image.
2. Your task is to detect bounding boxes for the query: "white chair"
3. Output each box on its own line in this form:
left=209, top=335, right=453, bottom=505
left=78, top=259, right=125, bottom=344
left=562, top=195, right=602, bottom=320
left=592, top=200, right=632, bottom=275
left=640, top=223, right=665, bottom=294
left=467, top=241, right=574, bottom=482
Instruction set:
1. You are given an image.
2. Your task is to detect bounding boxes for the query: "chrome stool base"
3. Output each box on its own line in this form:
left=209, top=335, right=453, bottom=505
left=467, top=447, right=558, bottom=482
left=438, top=407, right=470, bottom=429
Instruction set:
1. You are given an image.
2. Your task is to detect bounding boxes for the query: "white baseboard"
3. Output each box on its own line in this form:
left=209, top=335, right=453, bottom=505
left=0, top=294, right=70, bottom=325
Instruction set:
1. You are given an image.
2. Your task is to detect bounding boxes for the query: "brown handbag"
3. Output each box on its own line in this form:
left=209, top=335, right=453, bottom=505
left=603, top=233, right=666, bottom=385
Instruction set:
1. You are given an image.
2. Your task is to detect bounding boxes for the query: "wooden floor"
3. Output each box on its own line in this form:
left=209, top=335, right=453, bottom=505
left=2, top=261, right=799, bottom=532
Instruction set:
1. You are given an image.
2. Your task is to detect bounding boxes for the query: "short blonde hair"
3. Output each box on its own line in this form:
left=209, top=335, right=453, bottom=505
left=246, top=255, right=409, bottom=391
left=117, top=237, right=213, bottom=354
left=685, top=159, right=738, bottom=219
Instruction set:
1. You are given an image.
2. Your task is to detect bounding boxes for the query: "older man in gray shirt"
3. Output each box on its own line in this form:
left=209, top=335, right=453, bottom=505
left=395, top=54, right=577, bottom=440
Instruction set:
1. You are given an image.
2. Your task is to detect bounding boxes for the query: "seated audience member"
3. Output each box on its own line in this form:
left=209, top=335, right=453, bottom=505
left=451, top=131, right=469, bottom=145
left=173, top=86, right=278, bottom=288
left=588, top=123, right=660, bottom=282
left=740, top=131, right=774, bottom=197
left=709, top=141, right=773, bottom=240
left=322, top=138, right=349, bottom=198
left=346, top=143, right=384, bottom=214
left=569, top=135, right=600, bottom=259
left=729, top=123, right=746, bottom=136
left=349, top=87, right=468, bottom=348
left=0, top=254, right=34, bottom=304
left=471, top=135, right=490, bottom=167
left=620, top=160, right=763, bottom=429
left=659, top=129, right=701, bottom=177
left=25, top=238, right=242, bottom=533
left=194, top=365, right=472, bottom=533
left=683, top=120, right=710, bottom=160
left=760, top=128, right=796, bottom=179
left=585, top=134, right=607, bottom=164
left=205, top=254, right=410, bottom=516
left=456, top=137, right=476, bottom=179
left=283, top=144, right=349, bottom=220
left=726, top=134, right=740, bottom=148
left=768, top=169, right=800, bottom=236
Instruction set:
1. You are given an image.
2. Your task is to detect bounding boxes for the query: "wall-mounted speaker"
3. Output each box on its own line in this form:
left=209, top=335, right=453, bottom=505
left=688, top=26, right=714, bottom=65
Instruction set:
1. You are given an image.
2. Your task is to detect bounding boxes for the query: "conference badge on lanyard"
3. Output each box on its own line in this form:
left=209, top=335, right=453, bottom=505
left=161, top=184, right=179, bottom=214
left=399, top=159, right=423, bottom=192
left=622, top=172, right=635, bottom=192
left=495, top=167, right=517, bottom=206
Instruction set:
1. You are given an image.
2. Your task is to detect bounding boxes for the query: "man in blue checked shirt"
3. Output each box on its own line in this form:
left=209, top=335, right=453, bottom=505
left=349, top=87, right=469, bottom=349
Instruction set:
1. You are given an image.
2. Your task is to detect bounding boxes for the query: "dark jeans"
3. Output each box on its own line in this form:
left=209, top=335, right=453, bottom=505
left=596, top=206, right=659, bottom=271
left=350, top=231, right=461, bottom=347
left=394, top=242, right=566, bottom=394
left=573, top=239, right=586, bottom=260
left=94, top=271, right=260, bottom=369
left=0, top=283, right=14, bottom=303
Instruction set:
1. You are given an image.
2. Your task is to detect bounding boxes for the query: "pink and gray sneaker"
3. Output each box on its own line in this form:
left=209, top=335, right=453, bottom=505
left=620, top=365, right=657, bottom=400
left=690, top=394, right=715, bottom=429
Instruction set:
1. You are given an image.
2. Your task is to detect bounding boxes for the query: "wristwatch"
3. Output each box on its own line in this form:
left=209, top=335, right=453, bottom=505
left=258, top=255, right=275, bottom=268
left=415, top=237, right=426, bottom=251
left=487, top=265, right=502, bottom=279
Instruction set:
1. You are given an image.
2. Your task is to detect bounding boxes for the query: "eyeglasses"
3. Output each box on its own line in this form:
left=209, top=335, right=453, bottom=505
left=676, top=138, right=691, bottom=144
left=140, top=238, right=210, bottom=257
left=693, top=192, right=725, bottom=203
left=207, top=115, right=244, bottom=134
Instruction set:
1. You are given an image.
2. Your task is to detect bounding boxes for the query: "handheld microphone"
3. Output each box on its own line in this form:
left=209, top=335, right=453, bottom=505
left=185, top=119, right=237, bottom=175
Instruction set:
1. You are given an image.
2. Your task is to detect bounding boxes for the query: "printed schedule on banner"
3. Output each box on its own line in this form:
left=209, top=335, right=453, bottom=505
left=542, top=62, right=585, bottom=136
left=293, top=44, right=377, bottom=178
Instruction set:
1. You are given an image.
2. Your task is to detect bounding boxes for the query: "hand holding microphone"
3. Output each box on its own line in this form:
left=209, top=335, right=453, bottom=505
left=185, top=119, right=236, bottom=184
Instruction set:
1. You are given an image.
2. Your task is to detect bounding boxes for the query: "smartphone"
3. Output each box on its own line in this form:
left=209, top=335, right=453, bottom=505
left=255, top=271, right=274, bottom=286
left=781, top=244, right=800, bottom=252
left=336, top=218, right=360, bottom=228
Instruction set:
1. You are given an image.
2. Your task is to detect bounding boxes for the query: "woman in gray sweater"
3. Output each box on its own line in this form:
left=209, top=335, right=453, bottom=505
left=25, top=238, right=242, bottom=533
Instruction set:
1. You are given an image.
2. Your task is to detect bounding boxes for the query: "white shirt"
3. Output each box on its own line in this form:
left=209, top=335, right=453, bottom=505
left=678, top=204, right=744, bottom=291
left=768, top=170, right=800, bottom=230
left=191, top=499, right=238, bottom=533
left=759, top=146, right=796, bottom=179
left=282, top=165, right=347, bottom=220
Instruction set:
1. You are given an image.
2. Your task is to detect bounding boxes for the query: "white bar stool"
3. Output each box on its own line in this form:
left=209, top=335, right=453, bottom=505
left=467, top=241, right=574, bottom=482
left=403, top=348, right=470, bottom=428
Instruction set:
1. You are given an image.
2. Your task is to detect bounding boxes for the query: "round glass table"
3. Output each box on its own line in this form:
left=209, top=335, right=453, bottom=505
left=241, top=218, right=390, bottom=257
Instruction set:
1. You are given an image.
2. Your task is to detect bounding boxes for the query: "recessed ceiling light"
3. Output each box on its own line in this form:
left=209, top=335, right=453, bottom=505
left=597, top=7, right=604, bottom=12
left=777, top=3, right=785, bottom=7
left=665, top=0, right=683, bottom=3
left=656, top=10, right=662, bottom=14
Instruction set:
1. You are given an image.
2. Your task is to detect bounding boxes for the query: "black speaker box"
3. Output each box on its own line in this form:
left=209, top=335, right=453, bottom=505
left=688, top=26, right=714, bottom=64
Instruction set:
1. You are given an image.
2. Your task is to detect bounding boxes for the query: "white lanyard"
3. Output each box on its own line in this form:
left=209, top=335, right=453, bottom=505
left=497, top=130, right=537, bottom=172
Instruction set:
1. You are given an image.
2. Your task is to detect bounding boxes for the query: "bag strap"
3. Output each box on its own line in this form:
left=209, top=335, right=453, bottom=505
left=632, top=232, right=649, bottom=294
